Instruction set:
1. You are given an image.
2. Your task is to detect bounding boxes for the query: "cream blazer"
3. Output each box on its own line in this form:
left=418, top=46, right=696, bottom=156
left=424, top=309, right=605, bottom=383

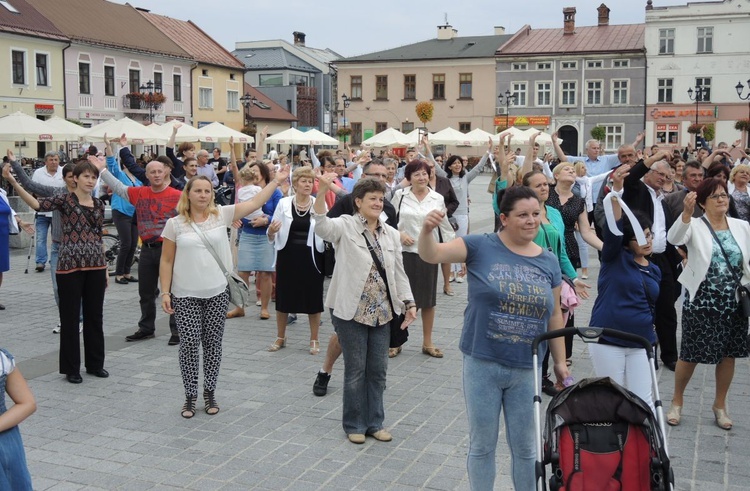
left=667, top=215, right=750, bottom=301
left=269, top=196, right=325, bottom=271
left=313, top=213, right=414, bottom=321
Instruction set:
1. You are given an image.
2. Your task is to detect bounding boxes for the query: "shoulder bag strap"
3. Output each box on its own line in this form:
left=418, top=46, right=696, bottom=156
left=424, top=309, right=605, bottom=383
left=361, top=231, right=397, bottom=314
left=189, top=220, right=231, bottom=277
left=700, top=216, right=743, bottom=287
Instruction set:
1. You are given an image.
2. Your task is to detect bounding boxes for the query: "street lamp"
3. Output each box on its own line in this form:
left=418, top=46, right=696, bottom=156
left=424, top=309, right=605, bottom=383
left=138, top=80, right=162, bottom=124
left=341, top=93, right=351, bottom=144
left=497, top=89, right=517, bottom=129
left=737, top=79, right=750, bottom=119
left=240, top=92, right=258, bottom=132
left=687, top=85, right=705, bottom=146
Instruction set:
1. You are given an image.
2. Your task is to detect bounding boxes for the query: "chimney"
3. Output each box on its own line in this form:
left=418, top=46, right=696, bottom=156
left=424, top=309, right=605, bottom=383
left=563, top=7, right=576, bottom=34
left=597, top=3, right=611, bottom=26
left=437, top=24, right=458, bottom=40
left=494, top=26, right=506, bottom=35
left=646, top=0, right=653, bottom=10
left=293, top=31, right=306, bottom=46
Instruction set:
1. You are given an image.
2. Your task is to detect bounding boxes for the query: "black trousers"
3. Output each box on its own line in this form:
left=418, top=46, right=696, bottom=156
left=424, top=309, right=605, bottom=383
left=138, top=244, right=177, bottom=335
left=112, top=209, right=138, bottom=276
left=56, top=269, right=106, bottom=375
left=649, top=252, right=678, bottom=364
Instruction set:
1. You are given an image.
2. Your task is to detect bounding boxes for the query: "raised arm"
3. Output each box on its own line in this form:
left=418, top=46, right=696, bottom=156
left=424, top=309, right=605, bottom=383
left=631, top=130, right=645, bottom=149
left=228, top=136, right=241, bottom=185
left=166, top=124, right=185, bottom=178
left=255, top=125, right=267, bottom=158
left=521, top=131, right=541, bottom=176
left=3, top=164, right=40, bottom=210
left=90, top=157, right=130, bottom=200
left=7, top=150, right=57, bottom=197
left=231, top=165, right=290, bottom=222
left=551, top=132, right=567, bottom=162
left=118, top=134, right=148, bottom=184
left=418, top=209, right=467, bottom=264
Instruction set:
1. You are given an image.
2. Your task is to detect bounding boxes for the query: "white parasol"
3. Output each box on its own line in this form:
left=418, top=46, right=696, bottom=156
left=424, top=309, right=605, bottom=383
left=361, top=128, right=412, bottom=147
left=83, top=117, right=167, bottom=145
left=197, top=122, right=253, bottom=144
left=265, top=127, right=313, bottom=145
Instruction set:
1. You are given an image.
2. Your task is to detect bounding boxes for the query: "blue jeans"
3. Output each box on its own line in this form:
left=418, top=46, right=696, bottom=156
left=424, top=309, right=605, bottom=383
left=35, top=214, right=52, bottom=265
left=463, top=354, right=536, bottom=491
left=333, top=315, right=389, bottom=435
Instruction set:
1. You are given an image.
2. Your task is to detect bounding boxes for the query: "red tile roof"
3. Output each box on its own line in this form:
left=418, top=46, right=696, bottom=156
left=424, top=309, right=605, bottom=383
left=0, top=0, right=66, bottom=41
left=497, top=24, right=645, bottom=56
left=139, top=11, right=245, bottom=70
left=244, top=83, right=297, bottom=123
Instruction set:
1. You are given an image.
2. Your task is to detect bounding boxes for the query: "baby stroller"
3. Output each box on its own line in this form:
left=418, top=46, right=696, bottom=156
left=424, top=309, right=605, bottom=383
left=531, top=327, right=674, bottom=491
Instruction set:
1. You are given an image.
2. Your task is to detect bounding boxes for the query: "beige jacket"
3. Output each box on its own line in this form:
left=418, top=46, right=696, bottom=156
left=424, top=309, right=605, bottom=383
left=313, top=213, right=413, bottom=321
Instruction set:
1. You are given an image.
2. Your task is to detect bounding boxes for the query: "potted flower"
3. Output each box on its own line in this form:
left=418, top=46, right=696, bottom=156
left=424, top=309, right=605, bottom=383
left=415, top=101, right=434, bottom=125
left=590, top=126, right=606, bottom=142
left=495, top=125, right=508, bottom=134
left=735, top=119, right=750, bottom=133
left=687, top=123, right=715, bottom=142
left=336, top=127, right=352, bottom=138
left=142, top=92, right=167, bottom=106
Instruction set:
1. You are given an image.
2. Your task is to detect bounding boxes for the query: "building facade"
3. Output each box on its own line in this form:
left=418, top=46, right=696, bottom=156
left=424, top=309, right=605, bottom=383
left=497, top=5, right=646, bottom=156
left=645, top=0, right=750, bottom=148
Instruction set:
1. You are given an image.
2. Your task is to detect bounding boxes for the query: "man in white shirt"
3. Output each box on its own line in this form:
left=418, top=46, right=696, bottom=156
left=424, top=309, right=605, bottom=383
left=31, top=152, right=65, bottom=272
left=569, top=133, right=645, bottom=200
left=195, top=150, right=219, bottom=187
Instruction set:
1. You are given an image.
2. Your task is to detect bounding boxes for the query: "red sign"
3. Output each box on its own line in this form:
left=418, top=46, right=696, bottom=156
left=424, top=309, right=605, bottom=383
left=650, top=107, right=713, bottom=119
left=494, top=116, right=551, bottom=127
left=34, top=104, right=54, bottom=114
left=38, top=134, right=53, bottom=140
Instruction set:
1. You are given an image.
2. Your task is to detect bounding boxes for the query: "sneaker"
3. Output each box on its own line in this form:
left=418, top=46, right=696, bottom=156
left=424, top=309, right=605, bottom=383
left=35, top=263, right=45, bottom=272
left=287, top=313, right=297, bottom=325
left=542, top=376, right=560, bottom=397
left=53, top=324, right=61, bottom=334
left=313, top=371, right=331, bottom=396
left=455, top=275, right=465, bottom=283
left=125, top=330, right=155, bottom=342
left=168, top=335, right=180, bottom=346
left=255, top=300, right=262, bottom=307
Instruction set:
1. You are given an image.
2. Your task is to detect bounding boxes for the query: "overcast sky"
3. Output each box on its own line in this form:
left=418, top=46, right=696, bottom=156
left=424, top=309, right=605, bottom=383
left=116, top=0, right=647, bottom=58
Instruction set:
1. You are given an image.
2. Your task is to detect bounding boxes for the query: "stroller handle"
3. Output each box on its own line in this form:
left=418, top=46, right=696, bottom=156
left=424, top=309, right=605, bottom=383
left=531, top=327, right=653, bottom=355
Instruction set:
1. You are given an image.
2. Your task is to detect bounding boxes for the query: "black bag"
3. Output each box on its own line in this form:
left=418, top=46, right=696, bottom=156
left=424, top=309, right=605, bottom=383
left=701, top=216, right=750, bottom=317
left=448, top=215, right=459, bottom=231
left=738, top=284, right=750, bottom=317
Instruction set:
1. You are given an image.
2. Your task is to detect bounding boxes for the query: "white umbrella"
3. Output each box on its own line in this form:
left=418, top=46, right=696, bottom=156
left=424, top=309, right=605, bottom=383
left=519, top=128, right=562, bottom=145
left=197, top=122, right=253, bottom=144
left=362, top=127, right=412, bottom=147
left=83, top=117, right=167, bottom=145
left=303, top=129, right=339, bottom=146
left=265, top=127, right=312, bottom=145
left=463, top=128, right=496, bottom=147
left=153, top=120, right=203, bottom=143
left=44, top=116, right=87, bottom=140
left=429, top=127, right=471, bottom=146
left=0, top=111, right=71, bottom=142
left=492, top=126, right=529, bottom=146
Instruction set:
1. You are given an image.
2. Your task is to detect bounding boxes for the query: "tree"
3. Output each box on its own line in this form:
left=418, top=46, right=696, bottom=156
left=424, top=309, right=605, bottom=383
left=590, top=126, right=606, bottom=142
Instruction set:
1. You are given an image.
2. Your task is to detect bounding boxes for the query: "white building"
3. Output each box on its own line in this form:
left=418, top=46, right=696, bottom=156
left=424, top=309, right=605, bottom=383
left=645, top=0, right=750, bottom=148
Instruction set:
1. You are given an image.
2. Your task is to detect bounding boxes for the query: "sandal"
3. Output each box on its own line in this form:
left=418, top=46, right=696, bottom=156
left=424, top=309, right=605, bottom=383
left=388, top=346, right=402, bottom=358
left=268, top=337, right=286, bottom=352
left=712, top=406, right=732, bottom=430
left=443, top=288, right=455, bottom=296
left=566, top=358, right=572, bottom=367
left=204, top=390, right=220, bottom=415
left=181, top=396, right=196, bottom=419
left=666, top=404, right=682, bottom=426
left=226, top=307, right=245, bottom=319
left=310, top=340, right=320, bottom=355
left=422, top=346, right=444, bottom=358
left=260, top=311, right=270, bottom=320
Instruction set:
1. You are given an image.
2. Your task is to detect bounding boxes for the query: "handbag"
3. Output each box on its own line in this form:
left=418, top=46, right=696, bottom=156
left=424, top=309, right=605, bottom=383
left=700, top=216, right=750, bottom=317
left=189, top=221, right=251, bottom=308
left=448, top=215, right=459, bottom=231
left=361, top=231, right=409, bottom=348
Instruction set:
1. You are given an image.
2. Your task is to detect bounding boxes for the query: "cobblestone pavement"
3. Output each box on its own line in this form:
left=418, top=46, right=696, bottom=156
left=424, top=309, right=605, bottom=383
left=1, top=174, right=748, bottom=490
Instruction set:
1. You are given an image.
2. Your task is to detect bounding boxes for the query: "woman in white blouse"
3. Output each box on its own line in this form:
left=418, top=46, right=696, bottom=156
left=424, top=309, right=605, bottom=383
left=160, top=170, right=288, bottom=419
left=392, top=160, right=454, bottom=358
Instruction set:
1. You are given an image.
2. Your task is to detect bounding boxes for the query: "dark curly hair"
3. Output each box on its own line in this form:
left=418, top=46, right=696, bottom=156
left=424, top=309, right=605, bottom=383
left=444, top=155, right=465, bottom=178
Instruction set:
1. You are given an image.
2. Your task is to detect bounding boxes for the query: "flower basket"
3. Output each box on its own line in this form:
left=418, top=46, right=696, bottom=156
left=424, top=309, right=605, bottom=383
left=687, top=123, right=715, bottom=141
left=495, top=125, right=508, bottom=134
left=735, top=119, right=750, bottom=132
left=336, top=127, right=352, bottom=137
left=142, top=92, right=167, bottom=105
left=415, top=101, right=434, bottom=124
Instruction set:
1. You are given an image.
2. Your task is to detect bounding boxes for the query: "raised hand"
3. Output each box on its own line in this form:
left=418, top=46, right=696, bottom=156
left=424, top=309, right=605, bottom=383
left=2, top=163, right=15, bottom=183
left=119, top=133, right=128, bottom=147
left=422, top=209, right=445, bottom=235
left=682, top=191, right=697, bottom=220
left=275, top=164, right=291, bottom=185
left=316, top=171, right=338, bottom=192
left=87, top=155, right=106, bottom=171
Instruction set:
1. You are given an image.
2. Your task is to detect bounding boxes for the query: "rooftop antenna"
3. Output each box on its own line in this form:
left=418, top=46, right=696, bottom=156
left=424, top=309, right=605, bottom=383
left=444, top=13, right=449, bottom=25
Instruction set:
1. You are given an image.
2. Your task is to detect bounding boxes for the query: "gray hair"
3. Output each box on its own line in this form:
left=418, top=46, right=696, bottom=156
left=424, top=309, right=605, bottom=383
left=44, top=151, right=59, bottom=160
left=585, top=139, right=599, bottom=150
left=197, top=149, right=210, bottom=158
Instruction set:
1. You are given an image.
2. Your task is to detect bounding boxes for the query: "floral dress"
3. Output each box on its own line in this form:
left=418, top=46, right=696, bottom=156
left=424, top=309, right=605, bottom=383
left=680, top=230, right=749, bottom=364
left=0, top=349, right=33, bottom=490
left=547, top=188, right=585, bottom=269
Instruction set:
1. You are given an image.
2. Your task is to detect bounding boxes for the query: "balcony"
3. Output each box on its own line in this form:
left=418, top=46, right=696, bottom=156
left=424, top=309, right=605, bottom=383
left=122, top=94, right=162, bottom=112
left=79, top=95, right=93, bottom=109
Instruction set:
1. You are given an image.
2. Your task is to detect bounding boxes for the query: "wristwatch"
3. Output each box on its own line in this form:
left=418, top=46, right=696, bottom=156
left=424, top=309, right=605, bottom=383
left=404, top=300, right=415, bottom=309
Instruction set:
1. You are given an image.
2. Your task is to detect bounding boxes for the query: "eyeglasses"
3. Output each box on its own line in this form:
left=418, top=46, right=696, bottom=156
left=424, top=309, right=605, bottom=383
left=630, top=232, right=655, bottom=241
left=649, top=169, right=673, bottom=182
left=708, top=193, right=729, bottom=201
left=365, top=172, right=387, bottom=179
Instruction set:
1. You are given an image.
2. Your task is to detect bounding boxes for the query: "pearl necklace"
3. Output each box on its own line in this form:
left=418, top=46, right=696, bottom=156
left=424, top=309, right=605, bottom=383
left=293, top=196, right=312, bottom=218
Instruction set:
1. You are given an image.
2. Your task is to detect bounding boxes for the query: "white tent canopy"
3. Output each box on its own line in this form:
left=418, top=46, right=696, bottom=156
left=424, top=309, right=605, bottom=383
left=462, top=128, right=496, bottom=147
left=197, top=122, right=253, bottom=144
left=361, top=127, right=412, bottom=147
left=303, top=129, right=339, bottom=146
left=265, top=127, right=314, bottom=145
left=518, top=128, right=562, bottom=145
left=0, top=111, right=72, bottom=142
left=404, top=128, right=432, bottom=146
left=429, top=127, right=471, bottom=146
left=153, top=120, right=203, bottom=143
left=492, top=126, right=529, bottom=146
left=44, top=116, right=87, bottom=140
left=83, top=117, right=167, bottom=145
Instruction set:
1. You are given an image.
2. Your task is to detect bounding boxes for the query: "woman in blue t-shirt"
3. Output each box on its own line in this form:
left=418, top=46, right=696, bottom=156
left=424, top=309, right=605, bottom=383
left=418, top=186, right=568, bottom=491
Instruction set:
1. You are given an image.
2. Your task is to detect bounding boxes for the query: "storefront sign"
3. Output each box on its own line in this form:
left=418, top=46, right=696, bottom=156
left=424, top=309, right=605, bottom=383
left=650, top=107, right=714, bottom=119
left=34, top=104, right=54, bottom=114
left=79, top=111, right=116, bottom=119
left=494, top=116, right=551, bottom=127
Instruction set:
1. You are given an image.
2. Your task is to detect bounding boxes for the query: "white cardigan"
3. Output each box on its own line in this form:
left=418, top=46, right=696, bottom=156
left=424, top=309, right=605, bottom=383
left=667, top=215, right=750, bottom=301
left=313, top=213, right=413, bottom=321
left=269, top=196, right=325, bottom=271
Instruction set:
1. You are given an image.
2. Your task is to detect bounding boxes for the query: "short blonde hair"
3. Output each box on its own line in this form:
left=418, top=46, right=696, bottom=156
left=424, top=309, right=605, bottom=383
left=552, top=162, right=574, bottom=179
left=176, top=176, right=219, bottom=222
left=730, top=163, right=750, bottom=183
left=237, top=165, right=257, bottom=184
left=573, top=161, right=586, bottom=176
left=292, top=166, right=315, bottom=188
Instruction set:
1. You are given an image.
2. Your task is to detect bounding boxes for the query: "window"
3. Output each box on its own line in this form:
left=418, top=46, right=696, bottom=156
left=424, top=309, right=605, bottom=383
left=586, top=60, right=603, bottom=68
left=512, top=82, right=527, bottom=106
left=433, top=74, right=445, bottom=99
left=612, top=80, right=628, bottom=105
left=696, top=77, right=711, bottom=101
left=350, top=122, right=362, bottom=146
left=561, top=81, right=576, bottom=106
left=289, top=74, right=308, bottom=86
left=659, top=29, right=674, bottom=54
left=129, top=69, right=140, bottom=94
left=604, top=125, right=624, bottom=151
left=459, top=73, right=472, bottom=99
left=459, top=122, right=471, bottom=133
left=199, top=87, right=213, bottom=109
left=561, top=61, right=577, bottom=69
left=11, top=50, right=24, bottom=84
left=536, top=62, right=551, bottom=70
left=201, top=69, right=208, bottom=76
left=402, top=121, right=414, bottom=133
left=375, top=122, right=388, bottom=134
left=536, top=82, right=551, bottom=106
left=0, top=1, right=20, bottom=13
left=375, top=75, right=388, bottom=100
left=512, top=62, right=527, bottom=70
left=173, top=74, right=182, bottom=102
left=104, top=66, right=115, bottom=96
left=656, top=124, right=680, bottom=145
left=586, top=81, right=602, bottom=105
left=613, top=59, right=629, bottom=68
left=78, top=62, right=90, bottom=94
left=350, top=76, right=362, bottom=100
left=657, top=78, right=673, bottom=103
left=403, top=75, right=416, bottom=100
left=258, top=74, right=283, bottom=86
left=153, top=72, right=162, bottom=93
left=697, top=27, right=713, bottom=53
left=227, top=90, right=239, bottom=110
left=35, top=53, right=47, bottom=86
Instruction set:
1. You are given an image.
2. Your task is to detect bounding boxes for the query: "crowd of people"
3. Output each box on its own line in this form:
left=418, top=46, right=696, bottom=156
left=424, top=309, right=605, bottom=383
left=2, top=126, right=750, bottom=490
